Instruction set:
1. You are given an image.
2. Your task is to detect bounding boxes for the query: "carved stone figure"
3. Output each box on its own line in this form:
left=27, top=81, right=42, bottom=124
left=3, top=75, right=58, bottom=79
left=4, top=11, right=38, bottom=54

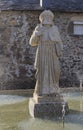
left=29, top=10, right=68, bottom=118
left=29, top=10, right=63, bottom=96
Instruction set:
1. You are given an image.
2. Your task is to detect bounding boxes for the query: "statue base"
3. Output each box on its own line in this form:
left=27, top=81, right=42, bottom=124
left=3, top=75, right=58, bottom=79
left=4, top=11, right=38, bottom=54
left=29, top=94, right=69, bottom=118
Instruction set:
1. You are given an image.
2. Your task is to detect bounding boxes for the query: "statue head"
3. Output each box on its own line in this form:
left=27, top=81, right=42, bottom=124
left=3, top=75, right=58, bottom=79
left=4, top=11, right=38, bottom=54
left=39, top=10, right=54, bottom=25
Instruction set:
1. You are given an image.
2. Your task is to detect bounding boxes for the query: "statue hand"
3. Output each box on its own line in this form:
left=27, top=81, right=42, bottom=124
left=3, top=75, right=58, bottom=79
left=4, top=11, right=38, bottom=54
left=34, top=24, right=45, bottom=36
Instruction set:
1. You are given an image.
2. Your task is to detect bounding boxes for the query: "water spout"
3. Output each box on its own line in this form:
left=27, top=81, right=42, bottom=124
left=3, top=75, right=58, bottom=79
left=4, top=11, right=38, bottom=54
left=62, top=103, right=66, bottom=128
left=80, top=79, right=83, bottom=92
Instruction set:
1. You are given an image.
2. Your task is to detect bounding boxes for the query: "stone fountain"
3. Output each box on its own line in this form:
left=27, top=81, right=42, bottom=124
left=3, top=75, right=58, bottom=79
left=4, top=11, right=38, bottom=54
left=29, top=10, right=69, bottom=118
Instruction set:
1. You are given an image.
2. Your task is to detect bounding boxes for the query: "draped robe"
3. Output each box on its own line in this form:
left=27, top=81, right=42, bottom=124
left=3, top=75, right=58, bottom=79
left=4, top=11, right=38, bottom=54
left=29, top=25, right=63, bottom=96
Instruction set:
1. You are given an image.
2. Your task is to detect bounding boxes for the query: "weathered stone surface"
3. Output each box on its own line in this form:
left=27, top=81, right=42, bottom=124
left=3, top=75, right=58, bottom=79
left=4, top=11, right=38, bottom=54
left=0, top=0, right=40, bottom=10
left=29, top=97, right=69, bottom=118
left=33, top=94, right=63, bottom=103
left=0, top=11, right=39, bottom=89
left=0, top=11, right=83, bottom=89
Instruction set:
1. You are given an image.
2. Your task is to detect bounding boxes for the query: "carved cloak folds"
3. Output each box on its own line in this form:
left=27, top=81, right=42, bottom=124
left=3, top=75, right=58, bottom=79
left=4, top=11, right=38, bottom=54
left=29, top=25, right=63, bottom=96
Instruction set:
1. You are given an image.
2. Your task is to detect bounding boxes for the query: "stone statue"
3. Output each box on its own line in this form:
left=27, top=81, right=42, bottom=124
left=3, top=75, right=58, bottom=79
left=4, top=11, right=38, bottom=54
left=29, top=10, right=63, bottom=96
left=29, top=10, right=68, bottom=118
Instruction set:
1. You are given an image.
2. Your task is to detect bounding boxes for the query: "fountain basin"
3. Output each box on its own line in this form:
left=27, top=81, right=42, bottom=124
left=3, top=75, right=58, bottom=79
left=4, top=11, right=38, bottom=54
left=0, top=95, right=27, bottom=106
left=0, top=91, right=83, bottom=130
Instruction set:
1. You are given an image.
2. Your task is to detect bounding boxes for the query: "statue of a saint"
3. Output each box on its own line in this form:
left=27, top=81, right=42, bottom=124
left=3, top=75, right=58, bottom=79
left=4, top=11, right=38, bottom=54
left=29, top=10, right=63, bottom=96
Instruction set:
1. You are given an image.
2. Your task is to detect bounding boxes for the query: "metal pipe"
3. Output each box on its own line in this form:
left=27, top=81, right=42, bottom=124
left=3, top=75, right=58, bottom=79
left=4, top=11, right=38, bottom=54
left=62, top=103, right=66, bottom=128
left=80, top=79, right=83, bottom=92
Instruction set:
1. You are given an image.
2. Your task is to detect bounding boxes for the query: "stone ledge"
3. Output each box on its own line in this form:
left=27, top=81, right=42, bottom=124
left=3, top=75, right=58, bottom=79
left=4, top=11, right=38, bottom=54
left=41, top=0, right=83, bottom=12
left=0, top=0, right=41, bottom=11
left=33, top=93, right=63, bottom=103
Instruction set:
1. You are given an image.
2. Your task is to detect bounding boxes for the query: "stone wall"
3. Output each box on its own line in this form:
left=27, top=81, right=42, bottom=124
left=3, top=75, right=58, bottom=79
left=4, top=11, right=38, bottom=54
left=0, top=10, right=83, bottom=89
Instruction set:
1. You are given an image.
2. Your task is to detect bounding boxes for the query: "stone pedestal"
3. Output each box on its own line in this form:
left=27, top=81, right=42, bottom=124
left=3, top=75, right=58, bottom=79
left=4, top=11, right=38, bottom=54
left=29, top=94, right=69, bottom=118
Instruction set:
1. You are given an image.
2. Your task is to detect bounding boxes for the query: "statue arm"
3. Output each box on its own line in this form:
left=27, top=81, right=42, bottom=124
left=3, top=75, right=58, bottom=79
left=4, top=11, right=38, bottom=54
left=55, top=26, right=63, bottom=51
left=53, top=26, right=63, bottom=57
left=29, top=32, right=39, bottom=47
left=29, top=25, right=43, bottom=47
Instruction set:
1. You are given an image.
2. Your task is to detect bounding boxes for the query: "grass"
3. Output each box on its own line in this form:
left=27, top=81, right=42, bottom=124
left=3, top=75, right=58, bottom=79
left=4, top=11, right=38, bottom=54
left=0, top=99, right=29, bottom=130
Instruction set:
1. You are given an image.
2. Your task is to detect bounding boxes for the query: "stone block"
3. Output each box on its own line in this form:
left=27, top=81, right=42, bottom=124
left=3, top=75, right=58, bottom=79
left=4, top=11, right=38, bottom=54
left=29, top=97, right=69, bottom=118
